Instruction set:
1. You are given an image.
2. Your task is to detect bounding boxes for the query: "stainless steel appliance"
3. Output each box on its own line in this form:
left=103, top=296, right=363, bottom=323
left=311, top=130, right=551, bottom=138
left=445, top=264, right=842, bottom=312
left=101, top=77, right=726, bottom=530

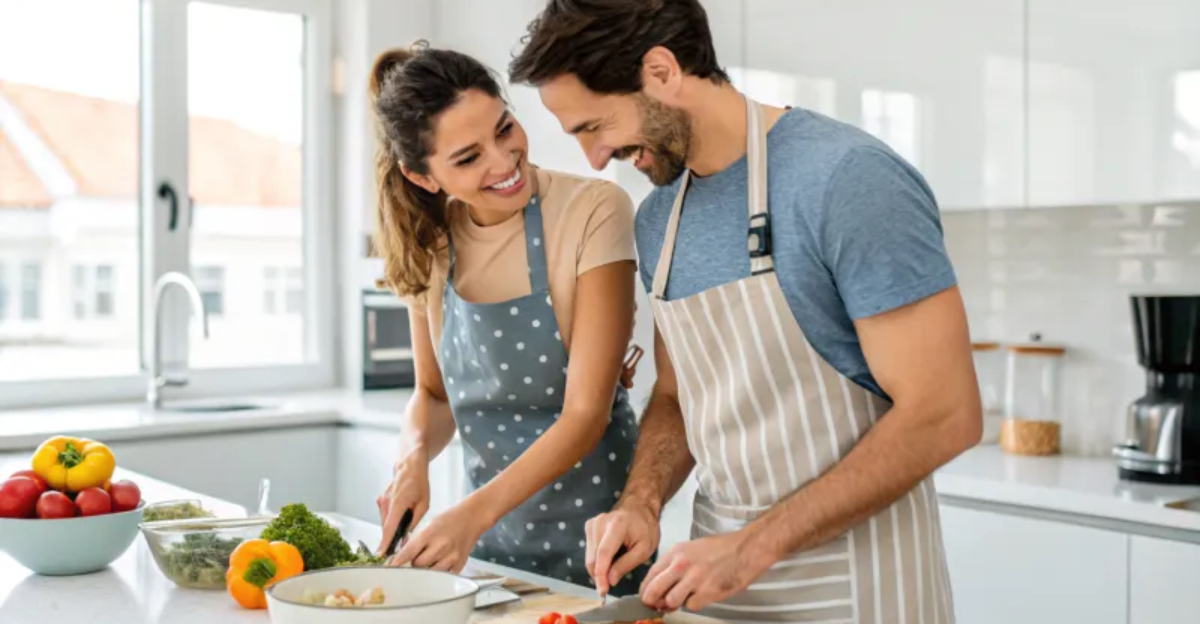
left=1114, top=295, right=1200, bottom=484
left=362, top=288, right=415, bottom=389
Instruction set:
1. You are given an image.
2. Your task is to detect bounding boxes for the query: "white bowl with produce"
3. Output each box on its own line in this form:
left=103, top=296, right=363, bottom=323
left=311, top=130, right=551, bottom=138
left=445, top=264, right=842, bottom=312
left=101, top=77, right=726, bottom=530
left=266, top=567, right=480, bottom=624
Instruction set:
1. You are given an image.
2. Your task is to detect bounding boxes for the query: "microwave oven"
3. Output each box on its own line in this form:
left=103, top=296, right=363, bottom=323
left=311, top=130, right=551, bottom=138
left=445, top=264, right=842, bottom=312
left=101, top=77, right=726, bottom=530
left=362, top=288, right=415, bottom=389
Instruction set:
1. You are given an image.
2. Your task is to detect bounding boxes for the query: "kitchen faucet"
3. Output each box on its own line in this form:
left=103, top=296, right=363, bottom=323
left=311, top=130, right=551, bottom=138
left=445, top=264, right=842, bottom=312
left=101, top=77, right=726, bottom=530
left=147, top=271, right=210, bottom=409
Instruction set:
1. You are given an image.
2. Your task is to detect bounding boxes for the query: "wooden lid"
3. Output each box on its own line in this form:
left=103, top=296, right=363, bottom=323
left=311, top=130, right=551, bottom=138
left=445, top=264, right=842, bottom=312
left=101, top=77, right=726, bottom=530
left=972, top=342, right=1001, bottom=351
left=1006, top=344, right=1066, bottom=356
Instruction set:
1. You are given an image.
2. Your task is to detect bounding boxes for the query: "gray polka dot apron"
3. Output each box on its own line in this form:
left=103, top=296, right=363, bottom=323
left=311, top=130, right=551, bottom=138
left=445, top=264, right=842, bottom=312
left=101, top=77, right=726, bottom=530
left=438, top=193, right=648, bottom=594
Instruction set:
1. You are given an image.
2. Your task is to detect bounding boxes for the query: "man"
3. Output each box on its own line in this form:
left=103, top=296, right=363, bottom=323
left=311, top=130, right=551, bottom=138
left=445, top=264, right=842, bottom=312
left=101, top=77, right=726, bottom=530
left=509, top=1, right=981, bottom=622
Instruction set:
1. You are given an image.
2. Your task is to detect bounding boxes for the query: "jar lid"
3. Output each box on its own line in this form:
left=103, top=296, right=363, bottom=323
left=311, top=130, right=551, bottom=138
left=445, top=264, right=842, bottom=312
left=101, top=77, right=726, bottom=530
left=1005, top=344, right=1066, bottom=356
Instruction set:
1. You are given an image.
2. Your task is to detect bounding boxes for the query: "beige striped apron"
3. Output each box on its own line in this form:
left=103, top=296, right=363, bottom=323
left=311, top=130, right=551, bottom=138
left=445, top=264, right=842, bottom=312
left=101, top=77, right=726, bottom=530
left=648, top=99, right=955, bottom=624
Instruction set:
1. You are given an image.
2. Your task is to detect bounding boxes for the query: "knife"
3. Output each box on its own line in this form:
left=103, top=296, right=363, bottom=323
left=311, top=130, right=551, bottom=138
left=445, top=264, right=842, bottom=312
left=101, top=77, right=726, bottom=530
left=573, top=595, right=664, bottom=623
left=382, top=508, right=414, bottom=559
left=573, top=595, right=728, bottom=623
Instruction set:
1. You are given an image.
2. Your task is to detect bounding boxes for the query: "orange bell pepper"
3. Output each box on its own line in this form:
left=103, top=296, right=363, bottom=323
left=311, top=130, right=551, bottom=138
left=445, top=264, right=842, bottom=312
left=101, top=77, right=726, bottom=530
left=226, top=539, right=304, bottom=609
left=31, top=436, right=115, bottom=492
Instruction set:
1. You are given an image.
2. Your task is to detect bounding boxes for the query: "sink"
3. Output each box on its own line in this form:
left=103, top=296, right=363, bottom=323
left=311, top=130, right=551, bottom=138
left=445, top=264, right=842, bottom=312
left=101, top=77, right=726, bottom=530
left=161, top=402, right=273, bottom=413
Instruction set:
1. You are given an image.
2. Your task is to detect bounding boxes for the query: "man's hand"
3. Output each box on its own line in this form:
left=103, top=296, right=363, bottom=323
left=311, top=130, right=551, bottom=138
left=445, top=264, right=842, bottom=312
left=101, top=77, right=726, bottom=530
left=638, top=530, right=772, bottom=613
left=585, top=503, right=661, bottom=595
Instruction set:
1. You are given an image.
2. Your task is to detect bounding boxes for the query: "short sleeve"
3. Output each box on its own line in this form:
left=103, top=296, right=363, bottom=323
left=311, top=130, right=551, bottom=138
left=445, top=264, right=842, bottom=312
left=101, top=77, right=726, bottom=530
left=576, top=181, right=637, bottom=274
left=820, top=146, right=957, bottom=320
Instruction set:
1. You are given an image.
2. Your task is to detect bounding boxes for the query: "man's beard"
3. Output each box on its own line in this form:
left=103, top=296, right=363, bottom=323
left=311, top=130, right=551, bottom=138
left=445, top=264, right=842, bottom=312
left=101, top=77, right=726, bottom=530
left=619, top=95, right=691, bottom=187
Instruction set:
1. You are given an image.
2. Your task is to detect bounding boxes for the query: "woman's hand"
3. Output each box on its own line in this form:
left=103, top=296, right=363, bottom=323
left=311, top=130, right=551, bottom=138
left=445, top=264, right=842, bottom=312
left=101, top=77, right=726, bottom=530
left=377, top=452, right=431, bottom=554
left=388, top=499, right=491, bottom=573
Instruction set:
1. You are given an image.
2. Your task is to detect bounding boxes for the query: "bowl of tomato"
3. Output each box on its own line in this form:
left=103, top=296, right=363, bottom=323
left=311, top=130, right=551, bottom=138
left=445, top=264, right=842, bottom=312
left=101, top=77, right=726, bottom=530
left=0, top=471, right=146, bottom=576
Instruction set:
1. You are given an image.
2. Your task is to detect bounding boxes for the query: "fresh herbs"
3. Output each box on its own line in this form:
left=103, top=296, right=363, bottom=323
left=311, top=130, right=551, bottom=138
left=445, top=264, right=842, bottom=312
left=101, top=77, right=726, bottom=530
left=159, top=532, right=243, bottom=588
left=259, top=503, right=353, bottom=570
left=143, top=502, right=213, bottom=522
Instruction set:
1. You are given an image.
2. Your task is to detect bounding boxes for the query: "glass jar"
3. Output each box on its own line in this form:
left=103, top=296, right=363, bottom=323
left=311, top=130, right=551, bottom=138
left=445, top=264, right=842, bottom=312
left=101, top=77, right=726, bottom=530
left=1001, top=340, right=1065, bottom=456
left=972, top=342, right=1004, bottom=444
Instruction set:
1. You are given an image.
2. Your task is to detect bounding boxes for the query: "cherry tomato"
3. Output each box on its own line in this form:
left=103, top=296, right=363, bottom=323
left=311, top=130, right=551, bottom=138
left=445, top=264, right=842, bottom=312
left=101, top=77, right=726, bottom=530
left=537, top=613, right=561, bottom=624
left=560, top=616, right=578, bottom=624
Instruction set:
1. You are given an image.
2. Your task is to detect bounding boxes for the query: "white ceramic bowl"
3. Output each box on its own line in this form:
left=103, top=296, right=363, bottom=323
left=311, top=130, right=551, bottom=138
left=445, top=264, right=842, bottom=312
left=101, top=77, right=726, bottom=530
left=266, top=567, right=480, bottom=624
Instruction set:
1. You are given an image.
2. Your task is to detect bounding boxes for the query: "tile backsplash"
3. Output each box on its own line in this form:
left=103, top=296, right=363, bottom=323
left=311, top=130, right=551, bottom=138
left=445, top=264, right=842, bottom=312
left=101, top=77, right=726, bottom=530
left=942, top=201, right=1200, bottom=456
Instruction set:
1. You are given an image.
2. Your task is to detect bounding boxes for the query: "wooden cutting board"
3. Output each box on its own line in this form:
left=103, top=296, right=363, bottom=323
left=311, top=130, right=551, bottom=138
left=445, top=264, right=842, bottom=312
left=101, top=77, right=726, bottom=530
left=471, top=592, right=598, bottom=623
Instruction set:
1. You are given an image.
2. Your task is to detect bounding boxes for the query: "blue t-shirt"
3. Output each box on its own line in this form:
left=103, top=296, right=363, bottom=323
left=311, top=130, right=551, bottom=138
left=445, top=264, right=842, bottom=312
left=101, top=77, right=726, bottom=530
left=636, top=107, right=957, bottom=399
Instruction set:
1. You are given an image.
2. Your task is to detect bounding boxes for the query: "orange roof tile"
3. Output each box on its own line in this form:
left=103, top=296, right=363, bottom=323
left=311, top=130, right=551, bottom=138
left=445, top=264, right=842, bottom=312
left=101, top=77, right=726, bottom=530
left=0, top=81, right=300, bottom=208
left=0, top=129, right=51, bottom=208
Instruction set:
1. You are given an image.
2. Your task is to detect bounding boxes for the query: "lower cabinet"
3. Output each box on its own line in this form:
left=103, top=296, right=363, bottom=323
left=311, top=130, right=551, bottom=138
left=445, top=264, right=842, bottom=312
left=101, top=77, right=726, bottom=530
left=939, top=505, right=1128, bottom=624
left=334, top=426, right=463, bottom=528
left=110, top=426, right=338, bottom=513
left=1129, top=535, right=1200, bottom=624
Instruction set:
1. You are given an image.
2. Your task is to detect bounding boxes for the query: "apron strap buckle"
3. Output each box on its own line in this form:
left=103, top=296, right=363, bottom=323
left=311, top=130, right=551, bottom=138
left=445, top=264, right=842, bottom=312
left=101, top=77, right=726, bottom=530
left=748, top=213, right=772, bottom=259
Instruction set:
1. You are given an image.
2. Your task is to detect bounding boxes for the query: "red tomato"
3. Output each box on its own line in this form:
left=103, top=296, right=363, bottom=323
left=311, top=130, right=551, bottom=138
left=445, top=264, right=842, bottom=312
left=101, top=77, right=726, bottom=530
left=0, top=477, right=42, bottom=518
left=10, top=470, right=47, bottom=495
left=75, top=487, right=113, bottom=516
left=36, top=491, right=78, bottom=519
left=108, top=480, right=141, bottom=513
left=537, top=612, right=562, bottom=624
left=560, top=616, right=578, bottom=624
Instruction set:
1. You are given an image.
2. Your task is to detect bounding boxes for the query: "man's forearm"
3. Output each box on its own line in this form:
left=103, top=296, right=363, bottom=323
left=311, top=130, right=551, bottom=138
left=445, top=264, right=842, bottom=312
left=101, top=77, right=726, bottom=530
left=617, top=386, right=696, bottom=519
left=744, top=403, right=977, bottom=561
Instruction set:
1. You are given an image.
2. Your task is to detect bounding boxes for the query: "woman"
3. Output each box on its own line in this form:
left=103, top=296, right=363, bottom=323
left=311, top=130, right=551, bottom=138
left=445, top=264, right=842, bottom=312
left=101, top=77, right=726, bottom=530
left=370, top=43, right=647, bottom=594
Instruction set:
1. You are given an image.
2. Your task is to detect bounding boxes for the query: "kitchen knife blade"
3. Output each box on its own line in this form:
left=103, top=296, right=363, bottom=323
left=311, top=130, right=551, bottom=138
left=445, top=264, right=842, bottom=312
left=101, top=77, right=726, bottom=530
left=572, top=595, right=664, bottom=622
left=572, top=595, right=729, bottom=623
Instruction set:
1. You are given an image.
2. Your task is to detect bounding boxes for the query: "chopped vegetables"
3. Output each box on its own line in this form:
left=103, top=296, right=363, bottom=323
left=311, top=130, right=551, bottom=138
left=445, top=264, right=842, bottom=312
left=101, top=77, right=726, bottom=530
left=159, top=532, right=244, bottom=588
left=143, top=501, right=213, bottom=522
left=335, top=543, right=387, bottom=567
left=225, top=539, right=305, bottom=609
left=300, top=586, right=386, bottom=608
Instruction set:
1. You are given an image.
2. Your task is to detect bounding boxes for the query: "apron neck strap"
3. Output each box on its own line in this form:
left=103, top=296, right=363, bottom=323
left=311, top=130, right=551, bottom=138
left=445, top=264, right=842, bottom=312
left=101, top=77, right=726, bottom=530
left=446, top=191, right=548, bottom=293
left=651, top=95, right=771, bottom=299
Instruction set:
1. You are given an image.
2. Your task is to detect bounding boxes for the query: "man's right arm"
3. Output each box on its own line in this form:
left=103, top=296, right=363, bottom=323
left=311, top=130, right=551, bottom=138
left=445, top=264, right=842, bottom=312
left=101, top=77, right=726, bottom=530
left=587, top=327, right=696, bottom=594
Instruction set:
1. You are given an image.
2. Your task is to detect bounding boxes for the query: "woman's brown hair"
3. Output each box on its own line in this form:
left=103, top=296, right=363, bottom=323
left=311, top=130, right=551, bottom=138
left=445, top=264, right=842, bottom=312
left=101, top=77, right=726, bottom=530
left=369, top=43, right=504, bottom=299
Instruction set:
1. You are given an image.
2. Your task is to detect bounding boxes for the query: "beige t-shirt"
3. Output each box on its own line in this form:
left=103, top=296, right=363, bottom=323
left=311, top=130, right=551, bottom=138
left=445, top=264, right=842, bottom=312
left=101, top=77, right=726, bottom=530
left=412, top=168, right=636, bottom=350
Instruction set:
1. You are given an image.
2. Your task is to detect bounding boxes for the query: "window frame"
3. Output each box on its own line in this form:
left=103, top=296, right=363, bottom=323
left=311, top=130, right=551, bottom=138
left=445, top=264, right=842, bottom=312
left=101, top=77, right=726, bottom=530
left=0, top=0, right=336, bottom=408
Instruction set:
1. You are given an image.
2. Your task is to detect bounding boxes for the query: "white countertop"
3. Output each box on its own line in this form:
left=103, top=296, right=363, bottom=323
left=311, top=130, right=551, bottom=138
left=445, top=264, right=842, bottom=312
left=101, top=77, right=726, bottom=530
left=0, top=389, right=415, bottom=452
left=2, top=389, right=1199, bottom=536
left=0, top=454, right=592, bottom=624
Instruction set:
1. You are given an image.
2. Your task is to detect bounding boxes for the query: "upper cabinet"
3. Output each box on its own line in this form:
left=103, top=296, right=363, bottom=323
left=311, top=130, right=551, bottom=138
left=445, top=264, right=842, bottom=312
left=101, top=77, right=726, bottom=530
left=741, top=0, right=1025, bottom=211
left=1027, top=0, right=1200, bottom=206
left=738, top=0, right=1200, bottom=210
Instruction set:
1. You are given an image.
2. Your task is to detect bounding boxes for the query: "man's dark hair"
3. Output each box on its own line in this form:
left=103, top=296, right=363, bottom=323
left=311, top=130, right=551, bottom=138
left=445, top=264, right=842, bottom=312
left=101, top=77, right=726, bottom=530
left=508, top=0, right=729, bottom=93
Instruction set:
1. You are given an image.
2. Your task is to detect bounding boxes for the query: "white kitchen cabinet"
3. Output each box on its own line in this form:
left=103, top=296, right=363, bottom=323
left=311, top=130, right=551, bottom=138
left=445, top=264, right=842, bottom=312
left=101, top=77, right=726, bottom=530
left=940, top=505, right=1128, bottom=624
left=743, top=0, right=1025, bottom=210
left=110, top=426, right=337, bottom=513
left=334, top=426, right=465, bottom=528
left=1130, top=535, right=1200, bottom=624
left=1027, top=0, right=1200, bottom=206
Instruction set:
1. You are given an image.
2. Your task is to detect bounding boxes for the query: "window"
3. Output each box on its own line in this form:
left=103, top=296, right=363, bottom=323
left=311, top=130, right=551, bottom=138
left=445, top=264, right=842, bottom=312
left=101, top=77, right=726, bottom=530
left=263, top=266, right=304, bottom=316
left=862, top=89, right=921, bottom=166
left=95, top=265, right=114, bottom=317
left=730, top=67, right=837, bottom=116
left=194, top=266, right=225, bottom=316
left=0, top=263, right=7, bottom=321
left=71, top=264, right=115, bottom=319
left=19, top=263, right=41, bottom=320
left=0, top=0, right=333, bottom=405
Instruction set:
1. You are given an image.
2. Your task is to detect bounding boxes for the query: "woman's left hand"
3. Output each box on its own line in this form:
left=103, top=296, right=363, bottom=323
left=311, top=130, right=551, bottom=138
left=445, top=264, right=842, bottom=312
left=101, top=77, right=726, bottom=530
left=388, top=500, right=490, bottom=573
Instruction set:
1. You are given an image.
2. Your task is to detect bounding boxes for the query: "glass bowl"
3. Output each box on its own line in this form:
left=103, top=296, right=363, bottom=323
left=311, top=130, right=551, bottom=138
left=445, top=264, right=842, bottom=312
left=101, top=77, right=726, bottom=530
left=140, top=514, right=272, bottom=589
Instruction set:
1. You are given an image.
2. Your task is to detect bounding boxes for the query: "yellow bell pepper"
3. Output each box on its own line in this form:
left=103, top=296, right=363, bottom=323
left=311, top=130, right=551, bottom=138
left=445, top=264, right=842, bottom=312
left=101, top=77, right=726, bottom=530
left=31, top=436, right=116, bottom=492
